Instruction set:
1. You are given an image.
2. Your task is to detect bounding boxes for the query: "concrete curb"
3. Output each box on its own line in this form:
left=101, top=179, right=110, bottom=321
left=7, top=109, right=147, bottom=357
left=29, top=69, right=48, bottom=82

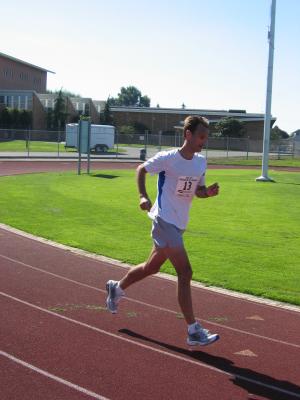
left=1, top=222, right=299, bottom=314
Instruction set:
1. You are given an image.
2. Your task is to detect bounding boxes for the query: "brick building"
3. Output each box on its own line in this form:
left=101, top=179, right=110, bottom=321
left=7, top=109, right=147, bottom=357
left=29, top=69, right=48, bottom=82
left=0, top=52, right=54, bottom=93
left=0, top=52, right=55, bottom=129
left=0, top=52, right=103, bottom=129
left=110, top=106, right=276, bottom=140
left=0, top=52, right=275, bottom=137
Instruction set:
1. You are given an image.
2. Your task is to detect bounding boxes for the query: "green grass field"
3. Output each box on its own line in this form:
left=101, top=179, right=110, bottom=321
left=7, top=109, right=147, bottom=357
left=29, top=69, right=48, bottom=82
left=0, top=140, right=123, bottom=153
left=0, top=168, right=299, bottom=305
left=208, top=156, right=300, bottom=168
left=0, top=140, right=72, bottom=152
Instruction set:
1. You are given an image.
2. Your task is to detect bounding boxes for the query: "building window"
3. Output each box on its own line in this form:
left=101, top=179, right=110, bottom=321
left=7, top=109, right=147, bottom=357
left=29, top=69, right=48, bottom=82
left=3, top=69, right=13, bottom=78
left=33, top=76, right=41, bottom=85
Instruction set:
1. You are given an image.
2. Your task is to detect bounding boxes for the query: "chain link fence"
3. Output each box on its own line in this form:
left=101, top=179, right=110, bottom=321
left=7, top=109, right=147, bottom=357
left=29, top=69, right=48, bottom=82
left=0, top=128, right=298, bottom=161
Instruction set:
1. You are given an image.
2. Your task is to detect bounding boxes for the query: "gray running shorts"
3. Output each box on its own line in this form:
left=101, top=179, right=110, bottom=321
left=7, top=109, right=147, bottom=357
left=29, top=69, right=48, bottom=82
left=151, top=216, right=185, bottom=248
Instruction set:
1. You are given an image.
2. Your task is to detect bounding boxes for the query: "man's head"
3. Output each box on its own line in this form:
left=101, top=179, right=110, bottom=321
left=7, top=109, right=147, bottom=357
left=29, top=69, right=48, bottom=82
left=183, top=115, right=209, bottom=152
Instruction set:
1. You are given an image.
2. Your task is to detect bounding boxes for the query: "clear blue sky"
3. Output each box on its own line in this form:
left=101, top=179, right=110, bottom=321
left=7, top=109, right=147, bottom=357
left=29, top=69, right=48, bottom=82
left=1, top=0, right=299, bottom=132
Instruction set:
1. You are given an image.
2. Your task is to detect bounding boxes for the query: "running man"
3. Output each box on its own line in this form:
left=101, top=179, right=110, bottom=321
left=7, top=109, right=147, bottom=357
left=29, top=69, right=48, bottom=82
left=106, top=115, right=220, bottom=346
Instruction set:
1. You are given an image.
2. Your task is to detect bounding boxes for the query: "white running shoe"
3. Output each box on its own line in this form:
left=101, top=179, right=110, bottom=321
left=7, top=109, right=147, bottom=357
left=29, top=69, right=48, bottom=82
left=187, top=323, right=219, bottom=346
left=105, top=280, right=124, bottom=314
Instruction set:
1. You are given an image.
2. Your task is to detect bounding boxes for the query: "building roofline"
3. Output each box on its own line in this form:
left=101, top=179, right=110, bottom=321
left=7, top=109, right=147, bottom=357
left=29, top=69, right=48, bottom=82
left=174, top=117, right=276, bottom=128
left=0, top=52, right=55, bottom=74
left=110, top=106, right=265, bottom=118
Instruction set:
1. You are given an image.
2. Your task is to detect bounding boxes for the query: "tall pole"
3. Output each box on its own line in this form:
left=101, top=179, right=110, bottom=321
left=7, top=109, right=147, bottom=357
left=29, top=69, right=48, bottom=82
left=256, top=0, right=276, bottom=182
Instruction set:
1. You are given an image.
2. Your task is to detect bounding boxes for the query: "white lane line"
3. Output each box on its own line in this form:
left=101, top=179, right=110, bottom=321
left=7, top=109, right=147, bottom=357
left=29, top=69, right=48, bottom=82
left=0, top=350, right=109, bottom=400
left=1, top=291, right=300, bottom=399
left=1, top=253, right=300, bottom=350
left=1, top=222, right=300, bottom=314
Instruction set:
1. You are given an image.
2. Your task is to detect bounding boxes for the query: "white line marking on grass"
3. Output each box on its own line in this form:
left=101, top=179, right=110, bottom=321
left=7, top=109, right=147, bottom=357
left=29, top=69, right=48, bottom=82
left=1, top=291, right=300, bottom=399
left=1, top=222, right=300, bottom=314
left=1, top=253, right=300, bottom=350
left=0, top=350, right=109, bottom=400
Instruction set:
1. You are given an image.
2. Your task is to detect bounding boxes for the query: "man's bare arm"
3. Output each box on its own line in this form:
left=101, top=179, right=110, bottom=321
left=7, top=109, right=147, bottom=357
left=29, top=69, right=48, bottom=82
left=136, top=165, right=152, bottom=211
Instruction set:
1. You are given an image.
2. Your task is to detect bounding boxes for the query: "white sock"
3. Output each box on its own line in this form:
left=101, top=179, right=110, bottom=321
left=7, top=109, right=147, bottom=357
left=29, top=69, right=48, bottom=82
left=188, top=321, right=201, bottom=334
left=116, top=282, right=125, bottom=296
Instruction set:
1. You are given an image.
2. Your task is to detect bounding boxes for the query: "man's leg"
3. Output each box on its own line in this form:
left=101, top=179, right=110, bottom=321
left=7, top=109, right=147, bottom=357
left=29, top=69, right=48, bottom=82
left=106, top=245, right=167, bottom=313
left=164, top=246, right=195, bottom=325
left=119, top=245, right=167, bottom=290
left=165, top=245, right=220, bottom=346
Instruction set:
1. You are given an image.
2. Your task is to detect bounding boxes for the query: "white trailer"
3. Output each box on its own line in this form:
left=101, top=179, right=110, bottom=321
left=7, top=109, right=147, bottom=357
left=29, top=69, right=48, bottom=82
left=65, top=124, right=115, bottom=152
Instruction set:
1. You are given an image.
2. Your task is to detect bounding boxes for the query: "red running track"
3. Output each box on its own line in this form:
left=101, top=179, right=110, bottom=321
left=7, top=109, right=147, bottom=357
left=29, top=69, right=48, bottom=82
left=1, top=160, right=300, bottom=177
left=1, top=227, right=300, bottom=400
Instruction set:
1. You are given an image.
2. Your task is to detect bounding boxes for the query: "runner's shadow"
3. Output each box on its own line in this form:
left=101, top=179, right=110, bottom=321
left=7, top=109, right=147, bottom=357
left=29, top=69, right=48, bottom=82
left=277, top=182, right=300, bottom=186
left=119, top=328, right=300, bottom=400
left=92, top=173, right=119, bottom=179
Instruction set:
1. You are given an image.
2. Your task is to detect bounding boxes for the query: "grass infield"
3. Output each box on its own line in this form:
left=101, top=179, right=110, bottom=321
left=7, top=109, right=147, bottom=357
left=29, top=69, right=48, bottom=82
left=0, top=168, right=299, bottom=305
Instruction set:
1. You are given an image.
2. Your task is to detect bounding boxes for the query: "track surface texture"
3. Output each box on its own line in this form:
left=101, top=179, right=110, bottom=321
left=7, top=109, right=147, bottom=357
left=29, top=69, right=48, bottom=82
left=1, top=226, right=300, bottom=400
left=0, top=160, right=299, bottom=176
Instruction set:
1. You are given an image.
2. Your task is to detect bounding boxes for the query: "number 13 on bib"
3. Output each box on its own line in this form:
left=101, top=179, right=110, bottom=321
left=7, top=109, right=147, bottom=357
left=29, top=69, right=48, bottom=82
left=175, top=176, right=199, bottom=198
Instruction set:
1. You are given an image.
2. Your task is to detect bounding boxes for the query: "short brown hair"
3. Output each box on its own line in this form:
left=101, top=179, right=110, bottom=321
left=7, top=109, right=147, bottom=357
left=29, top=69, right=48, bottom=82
left=183, top=115, right=209, bottom=136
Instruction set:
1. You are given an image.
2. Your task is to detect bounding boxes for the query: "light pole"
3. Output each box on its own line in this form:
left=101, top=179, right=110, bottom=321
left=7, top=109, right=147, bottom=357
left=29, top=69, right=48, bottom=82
left=256, top=0, right=276, bottom=182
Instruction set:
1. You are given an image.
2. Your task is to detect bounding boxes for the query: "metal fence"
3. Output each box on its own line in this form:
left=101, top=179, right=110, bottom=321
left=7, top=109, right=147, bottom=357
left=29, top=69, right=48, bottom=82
left=0, top=128, right=298, bottom=160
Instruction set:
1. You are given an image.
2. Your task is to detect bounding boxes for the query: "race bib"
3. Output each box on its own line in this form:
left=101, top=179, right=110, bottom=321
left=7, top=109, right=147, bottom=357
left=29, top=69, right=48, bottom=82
left=175, top=176, right=199, bottom=198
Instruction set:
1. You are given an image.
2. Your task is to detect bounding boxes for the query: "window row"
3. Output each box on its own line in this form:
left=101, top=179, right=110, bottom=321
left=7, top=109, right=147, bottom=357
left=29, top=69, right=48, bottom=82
left=0, top=95, right=33, bottom=110
left=2, top=69, right=42, bottom=84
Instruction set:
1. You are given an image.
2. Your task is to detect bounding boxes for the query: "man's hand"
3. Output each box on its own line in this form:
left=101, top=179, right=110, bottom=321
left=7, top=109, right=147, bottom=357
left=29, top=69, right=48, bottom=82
left=206, top=182, right=219, bottom=197
left=139, top=196, right=152, bottom=211
left=196, top=183, right=219, bottom=198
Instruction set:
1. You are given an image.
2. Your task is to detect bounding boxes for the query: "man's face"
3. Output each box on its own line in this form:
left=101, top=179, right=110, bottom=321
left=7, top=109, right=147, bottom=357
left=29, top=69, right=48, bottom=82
left=185, top=124, right=209, bottom=152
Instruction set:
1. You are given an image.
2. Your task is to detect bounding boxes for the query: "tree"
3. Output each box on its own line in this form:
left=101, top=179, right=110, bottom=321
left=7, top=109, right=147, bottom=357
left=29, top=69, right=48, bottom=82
left=110, top=86, right=151, bottom=107
left=0, top=108, right=12, bottom=128
left=271, top=125, right=289, bottom=140
left=47, top=89, right=81, bottom=98
left=118, top=121, right=148, bottom=134
left=46, top=109, right=54, bottom=129
left=53, top=89, right=68, bottom=129
left=215, top=117, right=246, bottom=138
left=100, top=97, right=114, bottom=125
left=132, top=121, right=149, bottom=133
left=19, top=110, right=32, bottom=129
left=119, top=125, right=135, bottom=135
left=11, top=109, right=20, bottom=128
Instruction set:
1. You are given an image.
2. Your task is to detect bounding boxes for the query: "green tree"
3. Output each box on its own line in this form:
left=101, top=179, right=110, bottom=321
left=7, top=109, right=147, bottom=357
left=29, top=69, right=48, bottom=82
left=271, top=125, right=289, bottom=140
left=119, top=125, right=135, bottom=135
left=11, top=109, right=20, bottom=128
left=132, top=121, right=148, bottom=133
left=19, top=110, right=32, bottom=129
left=215, top=117, right=246, bottom=138
left=46, top=109, right=54, bottom=129
left=0, top=108, right=12, bottom=128
left=110, top=86, right=150, bottom=107
left=100, top=97, right=114, bottom=125
left=118, top=122, right=148, bottom=134
left=47, top=89, right=81, bottom=98
left=53, top=89, right=68, bottom=129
